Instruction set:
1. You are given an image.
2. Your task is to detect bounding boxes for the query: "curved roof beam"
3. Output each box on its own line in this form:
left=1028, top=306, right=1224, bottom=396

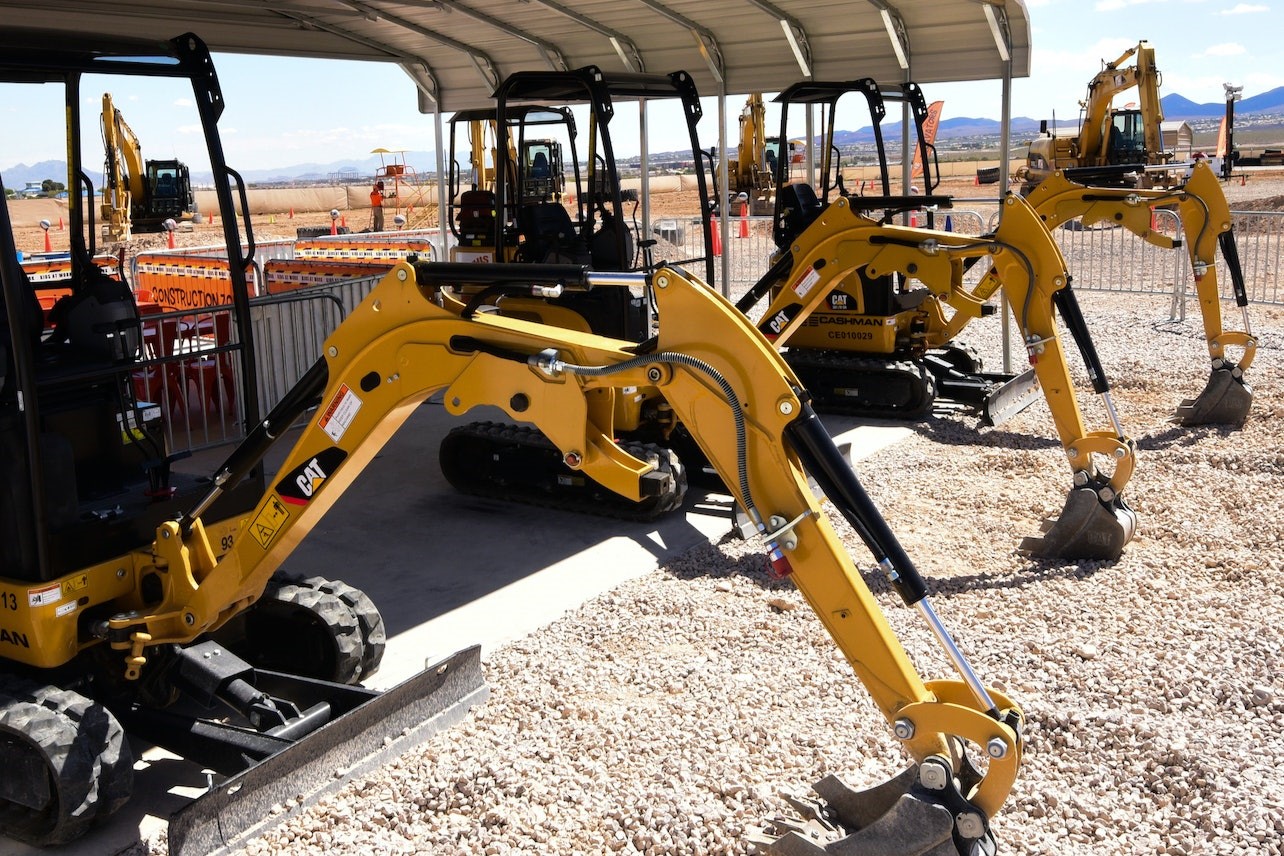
left=274, top=8, right=442, bottom=101
left=866, top=0, right=910, bottom=71
left=739, top=0, right=812, bottom=78
left=329, top=0, right=502, bottom=93
left=980, top=1, right=1012, bottom=62
left=628, top=0, right=726, bottom=85
left=415, top=0, right=569, bottom=72
left=517, top=0, right=646, bottom=73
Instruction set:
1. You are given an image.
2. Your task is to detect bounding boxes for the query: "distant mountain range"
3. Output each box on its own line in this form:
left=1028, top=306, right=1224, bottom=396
left=7, top=87, right=1284, bottom=189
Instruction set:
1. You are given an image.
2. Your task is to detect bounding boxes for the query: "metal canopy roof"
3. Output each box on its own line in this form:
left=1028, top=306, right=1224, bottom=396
left=0, top=0, right=1030, bottom=112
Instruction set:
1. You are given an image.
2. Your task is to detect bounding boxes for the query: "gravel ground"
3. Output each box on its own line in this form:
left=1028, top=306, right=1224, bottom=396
left=115, top=175, right=1284, bottom=856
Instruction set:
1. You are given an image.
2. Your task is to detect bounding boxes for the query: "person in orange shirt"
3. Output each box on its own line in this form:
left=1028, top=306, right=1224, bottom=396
left=370, top=180, right=385, bottom=231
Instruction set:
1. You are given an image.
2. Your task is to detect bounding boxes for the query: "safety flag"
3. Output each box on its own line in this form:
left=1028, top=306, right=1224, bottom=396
left=910, top=100, right=944, bottom=179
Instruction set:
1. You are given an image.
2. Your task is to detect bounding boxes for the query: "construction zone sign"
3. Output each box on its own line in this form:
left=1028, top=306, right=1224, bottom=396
left=134, top=253, right=250, bottom=309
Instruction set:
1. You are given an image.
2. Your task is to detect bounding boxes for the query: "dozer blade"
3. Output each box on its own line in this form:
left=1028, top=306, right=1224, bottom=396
left=979, top=368, right=1041, bottom=428
left=1172, top=368, right=1253, bottom=427
left=1018, top=487, right=1138, bottom=561
left=750, top=766, right=994, bottom=856
left=166, top=646, right=488, bottom=856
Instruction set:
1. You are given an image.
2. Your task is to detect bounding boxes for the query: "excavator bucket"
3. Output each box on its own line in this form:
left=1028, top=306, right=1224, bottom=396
left=164, top=646, right=488, bottom=856
left=1172, top=368, right=1253, bottom=426
left=751, top=765, right=993, bottom=855
left=1018, top=487, right=1138, bottom=561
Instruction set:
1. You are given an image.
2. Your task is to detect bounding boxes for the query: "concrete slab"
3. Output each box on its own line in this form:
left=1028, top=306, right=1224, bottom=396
left=9, top=401, right=909, bottom=856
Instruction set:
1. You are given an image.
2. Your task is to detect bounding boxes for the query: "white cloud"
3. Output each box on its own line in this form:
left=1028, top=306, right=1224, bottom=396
left=1197, top=43, right=1248, bottom=57
left=1221, top=3, right=1268, bottom=12
left=173, top=98, right=194, bottom=108
left=175, top=124, right=202, bottom=135
left=1094, top=0, right=1161, bottom=10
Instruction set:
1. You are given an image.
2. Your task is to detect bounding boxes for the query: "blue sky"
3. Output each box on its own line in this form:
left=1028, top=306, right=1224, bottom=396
left=2, top=0, right=1281, bottom=173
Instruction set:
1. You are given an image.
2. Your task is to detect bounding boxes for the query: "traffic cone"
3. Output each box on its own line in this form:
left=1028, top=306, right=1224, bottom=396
left=738, top=208, right=749, bottom=238
left=166, top=229, right=175, bottom=249
left=909, top=212, right=918, bottom=227
left=709, top=213, right=721, bottom=257
left=974, top=172, right=981, bottom=186
left=944, top=214, right=954, bottom=232
left=58, top=217, right=64, bottom=230
left=331, top=219, right=338, bottom=236
left=43, top=230, right=52, bottom=253
left=269, top=214, right=276, bottom=224
left=289, top=207, right=294, bottom=219
left=341, top=215, right=347, bottom=229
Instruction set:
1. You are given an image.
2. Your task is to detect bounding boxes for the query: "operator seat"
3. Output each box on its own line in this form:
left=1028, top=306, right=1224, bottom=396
left=517, top=202, right=589, bottom=264
left=529, top=151, right=551, bottom=179
left=775, top=182, right=824, bottom=247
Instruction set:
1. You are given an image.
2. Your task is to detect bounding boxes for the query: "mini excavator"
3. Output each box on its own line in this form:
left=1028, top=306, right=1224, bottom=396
left=737, top=79, right=1045, bottom=427
left=1021, top=160, right=1254, bottom=425
left=434, top=65, right=717, bottom=518
left=0, top=30, right=485, bottom=854
left=3, top=30, right=1027, bottom=856
left=744, top=188, right=1139, bottom=561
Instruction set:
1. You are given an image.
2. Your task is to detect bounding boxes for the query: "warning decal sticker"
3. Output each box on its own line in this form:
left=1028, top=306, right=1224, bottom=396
left=251, top=495, right=291, bottom=549
left=28, top=584, right=60, bottom=608
left=791, top=267, right=821, bottom=299
left=319, top=383, right=362, bottom=443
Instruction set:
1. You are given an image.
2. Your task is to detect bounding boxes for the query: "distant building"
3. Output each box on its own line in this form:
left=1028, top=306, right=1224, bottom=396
left=21, top=181, right=44, bottom=198
left=1161, top=120, right=1193, bottom=159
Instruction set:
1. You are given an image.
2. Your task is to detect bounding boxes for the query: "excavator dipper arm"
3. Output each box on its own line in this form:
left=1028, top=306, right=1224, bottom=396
left=106, top=260, right=1022, bottom=855
left=1024, top=160, right=1255, bottom=425
left=755, top=195, right=1138, bottom=560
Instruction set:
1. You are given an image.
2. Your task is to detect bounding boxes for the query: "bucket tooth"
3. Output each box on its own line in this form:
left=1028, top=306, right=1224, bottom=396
left=1172, top=369, right=1252, bottom=426
left=1018, top=487, right=1137, bottom=561
left=750, top=766, right=991, bottom=856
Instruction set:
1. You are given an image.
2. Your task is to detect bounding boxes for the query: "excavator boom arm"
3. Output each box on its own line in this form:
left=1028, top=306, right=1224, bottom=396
left=110, top=260, right=1023, bottom=836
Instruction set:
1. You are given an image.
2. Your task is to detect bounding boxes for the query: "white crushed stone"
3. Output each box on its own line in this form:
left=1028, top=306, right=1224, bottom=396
left=159, top=288, right=1281, bottom=856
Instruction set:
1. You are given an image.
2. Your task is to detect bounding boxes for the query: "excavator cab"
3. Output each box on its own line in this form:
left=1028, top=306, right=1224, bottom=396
left=435, top=66, right=722, bottom=515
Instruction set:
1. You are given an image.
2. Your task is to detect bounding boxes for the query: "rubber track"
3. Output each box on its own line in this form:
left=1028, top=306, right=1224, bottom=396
left=440, top=421, right=687, bottom=521
left=290, top=575, right=387, bottom=680
left=784, top=351, right=937, bottom=419
left=247, top=583, right=365, bottom=685
left=0, top=677, right=133, bottom=846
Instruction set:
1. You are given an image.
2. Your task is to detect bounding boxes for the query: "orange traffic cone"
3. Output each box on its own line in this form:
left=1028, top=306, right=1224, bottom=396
left=289, top=207, right=294, bottom=219
left=738, top=208, right=749, bottom=238
left=909, top=212, right=918, bottom=227
left=341, top=215, right=347, bottom=229
left=330, top=219, right=338, bottom=236
left=58, top=217, right=64, bottom=230
left=43, top=230, right=52, bottom=253
left=167, top=229, right=176, bottom=249
left=709, top=213, right=721, bottom=257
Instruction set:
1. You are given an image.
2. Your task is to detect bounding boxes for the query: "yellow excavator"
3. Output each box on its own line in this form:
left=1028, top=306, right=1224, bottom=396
left=100, top=92, right=196, bottom=241
left=3, top=30, right=1027, bottom=856
left=710, top=92, right=777, bottom=216
left=1006, top=160, right=1255, bottom=425
left=746, top=186, right=1139, bottom=561
left=1021, top=40, right=1173, bottom=195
